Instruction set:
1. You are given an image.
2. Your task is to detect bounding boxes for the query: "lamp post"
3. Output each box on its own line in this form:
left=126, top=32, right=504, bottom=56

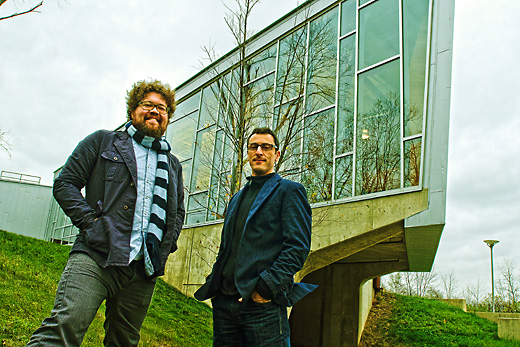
left=484, top=240, right=499, bottom=313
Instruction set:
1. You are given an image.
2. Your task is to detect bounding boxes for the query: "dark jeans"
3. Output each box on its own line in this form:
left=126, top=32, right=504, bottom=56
left=211, top=293, right=290, bottom=347
left=26, top=252, right=155, bottom=347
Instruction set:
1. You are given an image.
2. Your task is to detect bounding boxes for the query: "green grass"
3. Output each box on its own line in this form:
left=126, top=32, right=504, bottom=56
left=5, top=229, right=520, bottom=347
left=360, top=291, right=520, bottom=347
left=0, top=229, right=212, bottom=347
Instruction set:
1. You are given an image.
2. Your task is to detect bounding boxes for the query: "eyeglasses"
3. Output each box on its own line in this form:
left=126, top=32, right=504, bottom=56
left=247, top=143, right=277, bottom=152
left=138, top=101, right=170, bottom=115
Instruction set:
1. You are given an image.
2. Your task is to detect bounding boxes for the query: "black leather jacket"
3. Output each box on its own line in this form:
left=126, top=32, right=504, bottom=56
left=53, top=130, right=185, bottom=276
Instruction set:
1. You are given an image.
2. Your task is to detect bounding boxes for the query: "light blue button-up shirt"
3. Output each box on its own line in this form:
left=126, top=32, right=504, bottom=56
left=129, top=138, right=158, bottom=263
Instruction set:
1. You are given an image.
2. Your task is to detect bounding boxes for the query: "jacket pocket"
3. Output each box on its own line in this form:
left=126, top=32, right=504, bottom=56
left=84, top=216, right=109, bottom=254
left=101, top=150, right=125, bottom=182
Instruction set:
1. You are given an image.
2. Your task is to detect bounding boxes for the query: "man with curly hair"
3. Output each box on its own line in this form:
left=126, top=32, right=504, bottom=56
left=27, top=79, right=185, bottom=346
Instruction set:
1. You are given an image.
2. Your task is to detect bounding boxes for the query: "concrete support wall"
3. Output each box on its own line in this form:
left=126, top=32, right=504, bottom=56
left=499, top=318, right=520, bottom=341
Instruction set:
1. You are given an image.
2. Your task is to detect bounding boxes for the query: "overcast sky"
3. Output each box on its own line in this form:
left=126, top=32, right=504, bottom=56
left=1, top=0, right=519, bottom=297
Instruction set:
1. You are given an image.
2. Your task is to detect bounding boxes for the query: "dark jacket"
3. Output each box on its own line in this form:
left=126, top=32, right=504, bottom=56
left=53, top=130, right=185, bottom=276
left=194, top=173, right=316, bottom=307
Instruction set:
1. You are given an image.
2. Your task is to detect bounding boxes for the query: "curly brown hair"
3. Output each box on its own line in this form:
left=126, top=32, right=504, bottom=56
left=126, top=79, right=176, bottom=121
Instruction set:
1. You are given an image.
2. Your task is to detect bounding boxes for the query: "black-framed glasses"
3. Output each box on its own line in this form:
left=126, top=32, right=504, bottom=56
left=138, top=101, right=170, bottom=115
left=247, top=143, right=277, bottom=152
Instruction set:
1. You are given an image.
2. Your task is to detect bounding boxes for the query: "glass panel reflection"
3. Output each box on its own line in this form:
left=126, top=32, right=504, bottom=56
left=188, top=191, right=208, bottom=213
left=404, top=138, right=421, bottom=187
left=356, top=60, right=400, bottom=195
left=191, top=126, right=216, bottom=191
left=199, top=82, right=221, bottom=129
left=340, top=0, right=356, bottom=36
left=247, top=44, right=277, bottom=82
left=273, top=98, right=303, bottom=179
left=302, top=108, right=335, bottom=203
left=337, top=34, right=356, bottom=155
left=276, top=26, right=307, bottom=105
left=306, top=7, right=338, bottom=113
left=335, top=154, right=353, bottom=199
left=403, top=0, right=429, bottom=137
left=175, top=91, right=200, bottom=120
left=359, top=0, right=399, bottom=69
left=245, top=74, right=274, bottom=129
left=167, top=114, right=197, bottom=162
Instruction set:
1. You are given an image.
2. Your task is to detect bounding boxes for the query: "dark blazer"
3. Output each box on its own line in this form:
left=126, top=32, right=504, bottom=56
left=195, top=173, right=316, bottom=307
left=53, top=130, right=185, bottom=276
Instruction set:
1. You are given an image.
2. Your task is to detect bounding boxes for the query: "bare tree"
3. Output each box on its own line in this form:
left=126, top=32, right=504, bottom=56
left=463, top=277, right=484, bottom=310
left=0, top=128, right=11, bottom=158
left=498, top=258, right=520, bottom=312
left=383, top=270, right=438, bottom=298
left=0, top=0, right=43, bottom=21
left=193, top=1, right=341, bottom=216
left=440, top=268, right=459, bottom=299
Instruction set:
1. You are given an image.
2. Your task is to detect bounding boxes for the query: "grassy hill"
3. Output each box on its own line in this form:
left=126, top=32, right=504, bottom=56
left=0, top=230, right=212, bottom=347
left=3, top=229, right=520, bottom=347
left=360, top=290, right=520, bottom=347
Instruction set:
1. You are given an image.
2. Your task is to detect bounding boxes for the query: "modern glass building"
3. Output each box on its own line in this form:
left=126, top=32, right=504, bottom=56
left=169, top=0, right=437, bottom=227
left=44, top=0, right=453, bottom=343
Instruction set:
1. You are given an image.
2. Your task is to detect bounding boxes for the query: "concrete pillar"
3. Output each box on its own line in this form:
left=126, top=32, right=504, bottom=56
left=290, top=261, right=406, bottom=347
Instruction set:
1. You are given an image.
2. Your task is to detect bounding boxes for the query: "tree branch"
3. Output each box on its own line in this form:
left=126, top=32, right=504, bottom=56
left=0, top=1, right=43, bottom=21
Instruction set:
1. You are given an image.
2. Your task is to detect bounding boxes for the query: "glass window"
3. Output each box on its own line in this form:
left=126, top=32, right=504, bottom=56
left=247, top=44, right=277, bottom=82
left=245, top=74, right=275, bottom=129
left=306, top=7, right=339, bottom=113
left=335, top=154, right=353, bottom=199
left=174, top=91, right=200, bottom=120
left=337, top=34, right=356, bottom=155
left=180, top=160, right=192, bottom=191
left=186, top=210, right=207, bottom=225
left=166, top=114, right=197, bottom=162
left=188, top=191, right=208, bottom=213
left=199, top=83, right=220, bottom=129
left=276, top=26, right=308, bottom=105
left=273, top=98, right=303, bottom=176
left=403, top=0, right=430, bottom=137
left=340, top=0, right=356, bottom=36
left=358, top=0, right=399, bottom=70
left=302, top=108, right=335, bottom=203
left=404, top=138, right=421, bottom=187
left=356, top=59, right=401, bottom=195
left=191, top=126, right=216, bottom=192
left=207, top=130, right=232, bottom=221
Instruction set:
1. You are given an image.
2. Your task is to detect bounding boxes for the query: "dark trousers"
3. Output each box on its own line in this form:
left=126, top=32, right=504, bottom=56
left=211, top=293, right=290, bottom=347
left=26, top=252, right=155, bottom=347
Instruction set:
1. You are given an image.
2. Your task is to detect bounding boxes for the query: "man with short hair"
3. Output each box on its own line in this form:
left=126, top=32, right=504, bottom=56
left=27, top=79, right=185, bottom=346
left=195, top=127, right=316, bottom=346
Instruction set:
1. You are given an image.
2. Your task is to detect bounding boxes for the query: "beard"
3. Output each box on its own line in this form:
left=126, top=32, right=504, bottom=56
left=133, top=120, right=167, bottom=138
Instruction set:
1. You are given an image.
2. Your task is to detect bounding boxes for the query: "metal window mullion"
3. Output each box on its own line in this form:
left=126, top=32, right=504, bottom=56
left=352, top=0, right=360, bottom=197
left=243, top=70, right=275, bottom=87
left=299, top=20, right=311, bottom=183
left=272, top=39, right=281, bottom=128
left=332, top=2, right=342, bottom=202
left=419, top=0, right=435, bottom=190
left=399, top=0, right=405, bottom=190
left=358, top=54, right=400, bottom=74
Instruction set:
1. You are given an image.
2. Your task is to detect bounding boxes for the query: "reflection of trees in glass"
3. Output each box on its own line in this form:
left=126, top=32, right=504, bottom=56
left=302, top=109, right=335, bottom=204
left=335, top=154, right=353, bottom=199
left=337, top=34, right=356, bottom=156
left=403, top=0, right=429, bottom=137
left=356, top=92, right=401, bottom=195
left=273, top=8, right=339, bottom=196
left=404, top=138, right=421, bottom=187
left=306, top=8, right=338, bottom=114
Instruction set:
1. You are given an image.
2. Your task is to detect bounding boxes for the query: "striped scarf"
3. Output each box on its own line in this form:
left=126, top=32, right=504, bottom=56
left=125, top=121, right=170, bottom=277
